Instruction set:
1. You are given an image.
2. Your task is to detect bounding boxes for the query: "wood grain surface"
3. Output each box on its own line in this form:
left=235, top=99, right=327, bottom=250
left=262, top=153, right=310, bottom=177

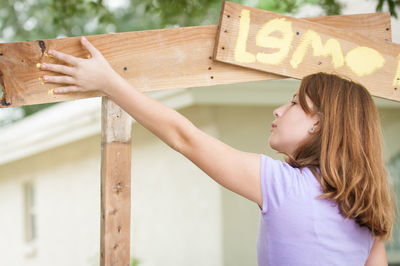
left=100, top=97, right=133, bottom=266
left=0, top=12, right=392, bottom=107
left=214, top=1, right=400, bottom=102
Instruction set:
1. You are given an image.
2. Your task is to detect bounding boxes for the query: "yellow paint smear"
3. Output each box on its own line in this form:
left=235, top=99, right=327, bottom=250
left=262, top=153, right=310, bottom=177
left=256, top=18, right=293, bottom=65
left=234, top=9, right=256, bottom=63
left=393, top=54, right=400, bottom=86
left=38, top=77, right=45, bottom=85
left=345, top=47, right=385, bottom=76
left=48, top=89, right=54, bottom=95
left=290, top=30, right=344, bottom=69
left=44, top=52, right=55, bottom=59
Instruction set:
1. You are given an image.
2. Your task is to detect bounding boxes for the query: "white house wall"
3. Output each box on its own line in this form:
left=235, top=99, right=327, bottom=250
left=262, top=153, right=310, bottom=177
left=0, top=105, right=225, bottom=266
left=214, top=105, right=282, bottom=266
left=0, top=136, right=102, bottom=266
left=130, top=106, right=224, bottom=266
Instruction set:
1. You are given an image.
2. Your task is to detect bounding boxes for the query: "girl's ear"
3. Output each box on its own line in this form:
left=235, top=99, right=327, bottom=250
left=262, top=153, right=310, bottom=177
left=309, top=118, right=320, bottom=134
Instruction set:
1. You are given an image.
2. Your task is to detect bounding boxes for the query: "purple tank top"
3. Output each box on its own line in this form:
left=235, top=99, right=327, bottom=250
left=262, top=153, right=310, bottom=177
left=257, top=154, right=373, bottom=266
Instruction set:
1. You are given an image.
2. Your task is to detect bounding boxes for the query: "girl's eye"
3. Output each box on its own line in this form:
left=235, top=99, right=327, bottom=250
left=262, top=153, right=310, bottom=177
left=290, top=101, right=297, bottom=105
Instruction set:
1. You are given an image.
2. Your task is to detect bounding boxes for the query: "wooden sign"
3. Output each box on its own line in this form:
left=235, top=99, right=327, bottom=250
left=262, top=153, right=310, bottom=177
left=0, top=13, right=393, bottom=107
left=214, top=1, right=400, bottom=102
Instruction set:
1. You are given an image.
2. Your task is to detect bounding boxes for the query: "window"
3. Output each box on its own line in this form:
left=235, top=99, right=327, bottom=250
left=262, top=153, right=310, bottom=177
left=24, top=182, right=36, bottom=243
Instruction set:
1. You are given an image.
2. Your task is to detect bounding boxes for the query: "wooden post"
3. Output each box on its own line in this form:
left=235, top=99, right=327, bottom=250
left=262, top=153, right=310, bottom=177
left=100, top=96, right=133, bottom=266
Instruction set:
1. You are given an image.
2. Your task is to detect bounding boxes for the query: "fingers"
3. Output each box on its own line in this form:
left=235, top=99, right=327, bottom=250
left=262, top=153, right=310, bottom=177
left=39, top=37, right=102, bottom=95
left=48, top=49, right=80, bottom=66
left=46, top=36, right=99, bottom=65
left=81, top=36, right=99, bottom=58
left=53, top=86, right=79, bottom=94
left=41, top=63, right=74, bottom=76
left=43, top=75, right=75, bottom=85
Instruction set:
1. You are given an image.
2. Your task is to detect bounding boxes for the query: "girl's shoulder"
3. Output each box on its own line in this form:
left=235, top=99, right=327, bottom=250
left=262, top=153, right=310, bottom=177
left=261, top=154, right=319, bottom=185
left=259, top=154, right=321, bottom=215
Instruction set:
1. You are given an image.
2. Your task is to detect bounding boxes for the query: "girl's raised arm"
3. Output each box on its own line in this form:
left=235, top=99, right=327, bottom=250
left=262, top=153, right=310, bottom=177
left=42, top=36, right=263, bottom=207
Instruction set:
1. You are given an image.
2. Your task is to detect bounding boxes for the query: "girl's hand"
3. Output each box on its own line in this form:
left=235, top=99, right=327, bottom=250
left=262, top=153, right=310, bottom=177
left=41, top=36, right=119, bottom=95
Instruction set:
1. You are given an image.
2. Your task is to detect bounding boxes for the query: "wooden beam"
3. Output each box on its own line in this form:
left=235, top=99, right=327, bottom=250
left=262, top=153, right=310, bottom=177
left=0, top=13, right=392, bottom=107
left=100, top=97, right=132, bottom=266
left=214, top=1, right=400, bottom=102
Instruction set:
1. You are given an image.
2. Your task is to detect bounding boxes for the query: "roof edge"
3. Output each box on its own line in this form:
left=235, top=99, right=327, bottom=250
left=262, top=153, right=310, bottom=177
left=0, top=79, right=397, bottom=165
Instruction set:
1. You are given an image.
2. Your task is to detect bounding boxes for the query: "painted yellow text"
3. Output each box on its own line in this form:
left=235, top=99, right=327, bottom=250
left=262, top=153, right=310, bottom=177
left=394, top=54, right=400, bottom=87
left=234, top=9, right=388, bottom=77
left=290, top=30, right=343, bottom=69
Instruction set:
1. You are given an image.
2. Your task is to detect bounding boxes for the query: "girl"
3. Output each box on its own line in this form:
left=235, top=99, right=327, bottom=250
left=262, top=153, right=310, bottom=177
left=41, top=36, right=395, bottom=266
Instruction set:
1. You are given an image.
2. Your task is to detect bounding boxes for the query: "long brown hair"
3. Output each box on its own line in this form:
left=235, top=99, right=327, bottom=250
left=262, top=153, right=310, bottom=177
left=287, top=72, right=395, bottom=240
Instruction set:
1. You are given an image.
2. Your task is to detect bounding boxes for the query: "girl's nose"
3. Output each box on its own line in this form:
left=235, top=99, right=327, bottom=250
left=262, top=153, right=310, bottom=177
left=273, top=108, right=279, bottom=118
left=273, top=103, right=290, bottom=118
left=273, top=105, right=284, bottom=118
